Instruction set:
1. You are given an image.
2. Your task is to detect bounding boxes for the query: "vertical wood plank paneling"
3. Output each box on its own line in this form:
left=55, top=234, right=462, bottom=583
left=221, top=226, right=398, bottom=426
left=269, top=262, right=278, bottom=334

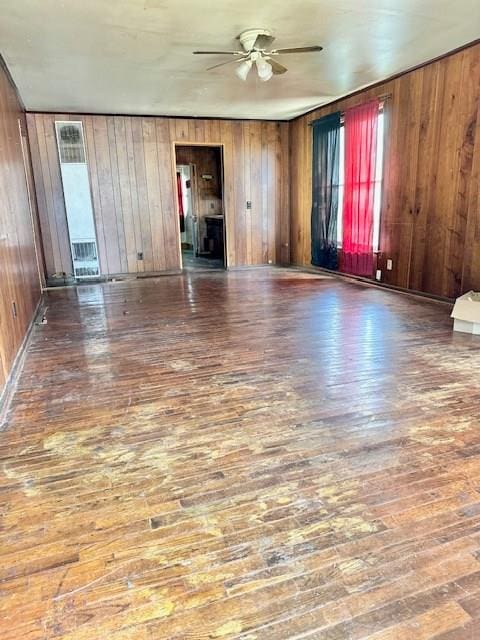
left=83, top=115, right=108, bottom=275
left=175, top=120, right=188, bottom=142
left=279, top=122, right=290, bottom=264
left=28, top=114, right=290, bottom=277
left=33, top=115, right=64, bottom=276
left=462, top=87, right=480, bottom=292
left=20, top=116, right=46, bottom=288
left=261, top=123, right=269, bottom=263
left=232, top=122, right=246, bottom=266
left=43, top=114, right=72, bottom=276
left=113, top=117, right=137, bottom=273
left=303, top=113, right=312, bottom=266
left=409, top=64, right=442, bottom=292
left=243, top=121, right=252, bottom=265
left=213, top=119, right=222, bottom=143
left=156, top=118, right=179, bottom=270
left=445, top=50, right=478, bottom=298
left=142, top=117, right=166, bottom=272
left=93, top=115, right=122, bottom=274
left=26, top=114, right=53, bottom=276
left=107, top=116, right=128, bottom=273
left=423, top=52, right=464, bottom=296
left=124, top=117, right=144, bottom=272
left=131, top=117, right=154, bottom=272
left=0, top=63, right=41, bottom=396
left=250, top=121, right=263, bottom=265
left=289, top=42, right=480, bottom=298
left=194, top=120, right=205, bottom=143
left=268, top=123, right=279, bottom=264
left=289, top=118, right=301, bottom=266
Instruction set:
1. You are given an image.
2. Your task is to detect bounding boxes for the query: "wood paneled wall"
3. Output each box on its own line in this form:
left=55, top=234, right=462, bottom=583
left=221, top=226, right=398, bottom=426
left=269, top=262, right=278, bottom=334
left=290, top=42, right=480, bottom=299
left=0, top=62, right=41, bottom=397
left=27, top=114, right=290, bottom=279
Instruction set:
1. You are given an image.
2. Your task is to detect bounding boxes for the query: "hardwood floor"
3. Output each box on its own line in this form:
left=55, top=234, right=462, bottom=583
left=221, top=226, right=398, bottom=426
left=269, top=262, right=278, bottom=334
left=182, top=249, right=224, bottom=271
left=1, top=267, right=480, bottom=639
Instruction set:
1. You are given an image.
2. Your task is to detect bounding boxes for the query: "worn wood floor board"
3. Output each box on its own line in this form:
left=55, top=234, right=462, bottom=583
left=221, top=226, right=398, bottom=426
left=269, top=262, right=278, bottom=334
left=1, top=268, right=479, bottom=639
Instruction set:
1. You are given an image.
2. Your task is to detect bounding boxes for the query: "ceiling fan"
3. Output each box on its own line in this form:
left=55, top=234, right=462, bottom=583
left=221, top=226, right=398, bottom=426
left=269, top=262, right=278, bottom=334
left=193, top=28, right=323, bottom=82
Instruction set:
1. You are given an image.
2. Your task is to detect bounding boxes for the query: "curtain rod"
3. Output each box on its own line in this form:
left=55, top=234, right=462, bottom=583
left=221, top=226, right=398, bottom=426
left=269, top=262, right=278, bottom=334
left=308, top=93, right=392, bottom=126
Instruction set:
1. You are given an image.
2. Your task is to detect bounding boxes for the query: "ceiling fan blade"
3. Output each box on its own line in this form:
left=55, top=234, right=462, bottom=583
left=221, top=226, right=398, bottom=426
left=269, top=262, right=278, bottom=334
left=193, top=50, right=243, bottom=55
left=271, top=45, right=323, bottom=54
left=206, top=58, right=246, bottom=71
left=268, top=59, right=288, bottom=75
left=253, top=34, right=275, bottom=50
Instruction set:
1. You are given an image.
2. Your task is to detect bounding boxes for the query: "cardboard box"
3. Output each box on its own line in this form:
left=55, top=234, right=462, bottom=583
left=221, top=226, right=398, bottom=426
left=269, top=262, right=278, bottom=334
left=451, top=291, right=480, bottom=335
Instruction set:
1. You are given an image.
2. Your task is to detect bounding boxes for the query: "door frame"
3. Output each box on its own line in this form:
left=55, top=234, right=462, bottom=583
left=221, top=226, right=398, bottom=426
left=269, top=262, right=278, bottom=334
left=176, top=163, right=198, bottom=255
left=172, top=142, right=227, bottom=270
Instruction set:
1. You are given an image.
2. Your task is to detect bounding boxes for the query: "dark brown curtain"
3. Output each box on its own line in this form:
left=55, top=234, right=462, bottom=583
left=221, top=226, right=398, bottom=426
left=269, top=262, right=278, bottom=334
left=311, top=112, right=341, bottom=269
left=177, top=172, right=185, bottom=233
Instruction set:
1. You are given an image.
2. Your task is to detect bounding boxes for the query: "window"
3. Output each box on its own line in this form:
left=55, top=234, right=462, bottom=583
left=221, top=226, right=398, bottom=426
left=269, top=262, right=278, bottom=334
left=336, top=107, right=384, bottom=251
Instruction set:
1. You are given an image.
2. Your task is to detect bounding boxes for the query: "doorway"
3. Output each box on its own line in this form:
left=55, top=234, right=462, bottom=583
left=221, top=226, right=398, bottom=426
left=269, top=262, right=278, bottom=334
left=175, top=145, right=225, bottom=270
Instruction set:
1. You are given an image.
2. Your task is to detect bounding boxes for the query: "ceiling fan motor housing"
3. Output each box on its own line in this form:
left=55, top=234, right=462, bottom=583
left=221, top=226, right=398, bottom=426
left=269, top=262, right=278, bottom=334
left=237, top=28, right=273, bottom=51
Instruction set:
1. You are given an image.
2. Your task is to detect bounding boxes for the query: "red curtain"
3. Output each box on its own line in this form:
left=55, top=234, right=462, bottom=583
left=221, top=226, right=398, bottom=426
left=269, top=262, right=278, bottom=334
left=176, top=172, right=185, bottom=232
left=341, top=100, right=379, bottom=276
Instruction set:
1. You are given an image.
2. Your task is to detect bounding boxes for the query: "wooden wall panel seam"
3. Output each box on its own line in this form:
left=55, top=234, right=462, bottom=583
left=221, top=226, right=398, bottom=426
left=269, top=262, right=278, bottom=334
left=84, top=116, right=108, bottom=276
left=108, top=116, right=128, bottom=274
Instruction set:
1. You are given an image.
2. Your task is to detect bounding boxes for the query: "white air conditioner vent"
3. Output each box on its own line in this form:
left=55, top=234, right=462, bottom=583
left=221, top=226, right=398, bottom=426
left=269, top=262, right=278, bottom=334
left=72, top=241, right=97, bottom=262
left=57, top=122, right=86, bottom=163
left=55, top=121, right=100, bottom=280
left=75, top=266, right=100, bottom=278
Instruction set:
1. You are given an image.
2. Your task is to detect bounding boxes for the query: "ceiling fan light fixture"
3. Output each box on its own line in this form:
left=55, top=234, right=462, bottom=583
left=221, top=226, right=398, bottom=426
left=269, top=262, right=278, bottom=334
left=256, top=57, right=273, bottom=81
left=194, top=28, right=323, bottom=82
left=236, top=58, right=252, bottom=81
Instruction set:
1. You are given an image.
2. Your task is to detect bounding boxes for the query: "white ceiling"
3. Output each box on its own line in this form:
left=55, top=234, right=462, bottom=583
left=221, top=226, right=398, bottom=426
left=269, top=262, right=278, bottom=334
left=0, top=0, right=478, bottom=120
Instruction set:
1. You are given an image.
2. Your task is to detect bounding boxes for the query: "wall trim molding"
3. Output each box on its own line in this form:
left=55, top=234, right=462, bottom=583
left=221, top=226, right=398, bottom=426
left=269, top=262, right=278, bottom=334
left=26, top=109, right=287, bottom=124
left=0, top=297, right=43, bottom=429
left=289, top=264, right=454, bottom=305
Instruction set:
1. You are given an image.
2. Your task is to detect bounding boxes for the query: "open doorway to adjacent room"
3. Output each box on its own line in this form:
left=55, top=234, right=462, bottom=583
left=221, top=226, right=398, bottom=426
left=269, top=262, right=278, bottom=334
left=175, top=144, right=225, bottom=270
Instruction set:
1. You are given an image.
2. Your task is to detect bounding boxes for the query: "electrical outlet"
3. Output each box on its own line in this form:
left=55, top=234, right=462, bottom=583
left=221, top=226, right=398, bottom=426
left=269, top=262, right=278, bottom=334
left=386, top=259, right=393, bottom=271
left=137, top=251, right=144, bottom=261
left=375, top=269, right=382, bottom=281
left=246, top=201, right=252, bottom=209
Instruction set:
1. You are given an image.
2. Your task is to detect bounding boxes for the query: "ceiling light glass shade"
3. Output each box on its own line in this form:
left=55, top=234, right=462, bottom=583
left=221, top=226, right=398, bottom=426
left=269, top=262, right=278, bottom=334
left=256, top=57, right=273, bottom=82
left=236, top=59, right=252, bottom=81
